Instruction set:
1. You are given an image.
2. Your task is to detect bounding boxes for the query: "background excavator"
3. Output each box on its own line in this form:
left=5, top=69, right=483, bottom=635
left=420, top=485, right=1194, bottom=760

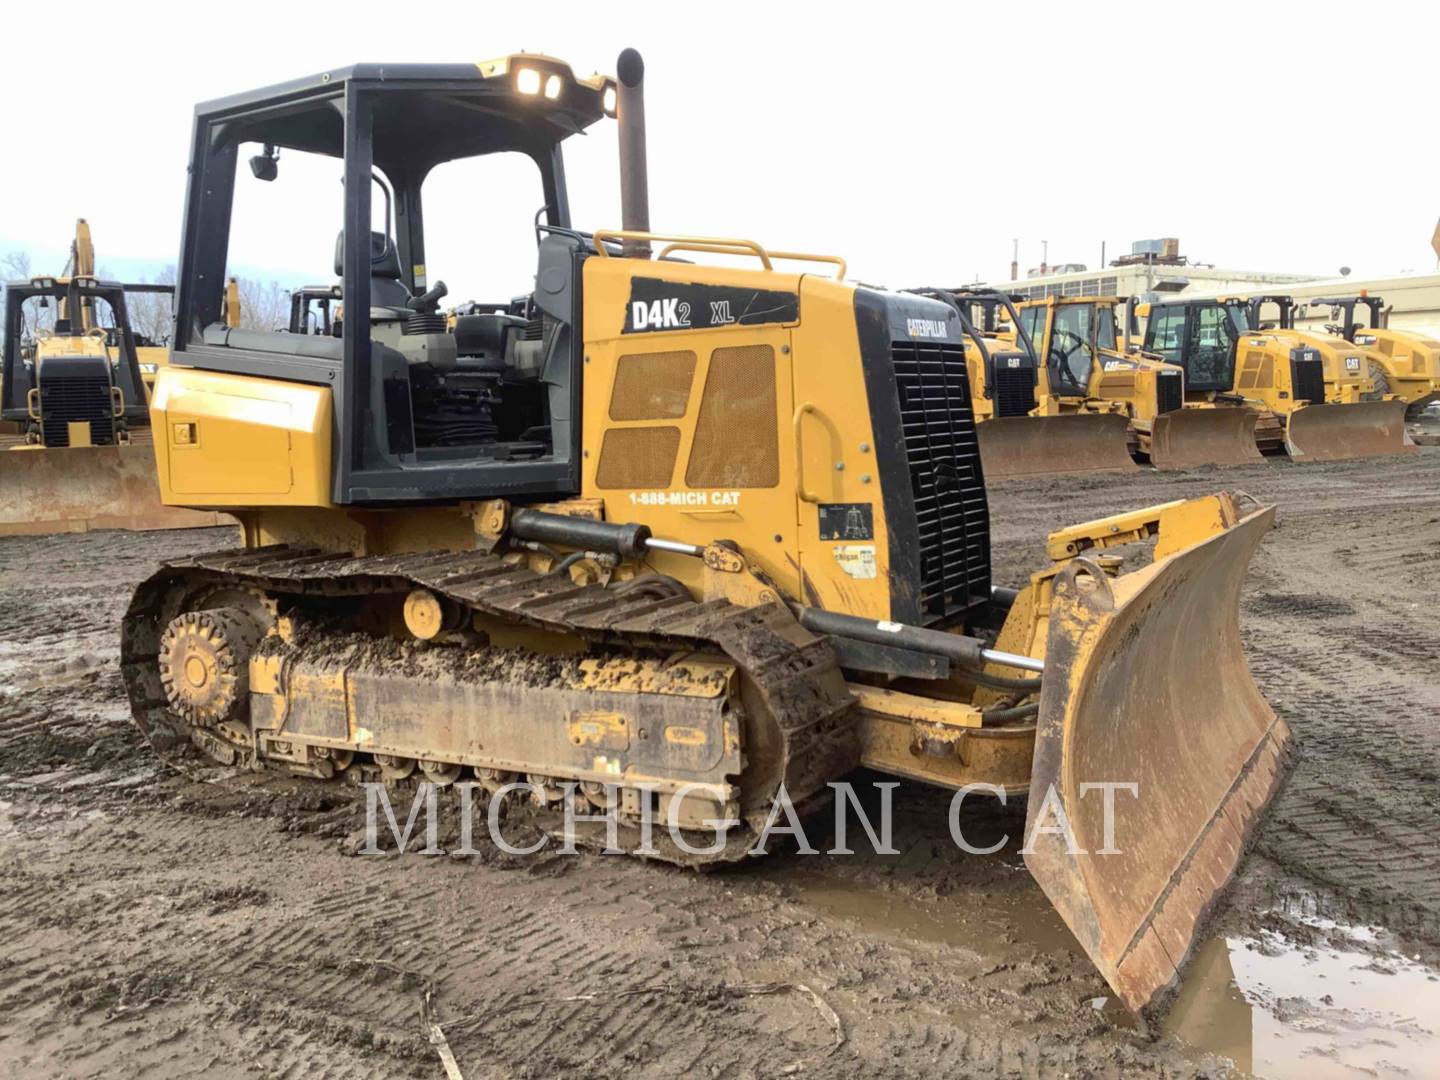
left=0, top=220, right=223, bottom=534
left=1308, top=293, right=1440, bottom=419
left=123, top=50, right=1289, bottom=1013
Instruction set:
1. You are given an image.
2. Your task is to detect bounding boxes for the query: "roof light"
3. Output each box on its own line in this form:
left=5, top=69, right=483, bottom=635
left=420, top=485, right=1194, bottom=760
left=516, top=67, right=541, bottom=95
left=602, top=83, right=617, bottom=117
left=543, top=74, right=563, bottom=100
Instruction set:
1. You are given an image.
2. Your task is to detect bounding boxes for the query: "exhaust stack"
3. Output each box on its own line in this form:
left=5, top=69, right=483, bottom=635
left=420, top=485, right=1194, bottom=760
left=616, top=48, right=651, bottom=259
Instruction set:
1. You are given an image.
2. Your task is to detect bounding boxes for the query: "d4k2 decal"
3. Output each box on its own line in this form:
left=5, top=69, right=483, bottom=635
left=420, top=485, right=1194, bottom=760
left=623, top=277, right=799, bottom=334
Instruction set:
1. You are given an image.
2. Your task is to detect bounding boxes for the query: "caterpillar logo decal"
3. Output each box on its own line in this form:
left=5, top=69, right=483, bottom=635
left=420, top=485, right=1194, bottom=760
left=906, top=317, right=949, bottom=339
left=623, top=277, right=799, bottom=334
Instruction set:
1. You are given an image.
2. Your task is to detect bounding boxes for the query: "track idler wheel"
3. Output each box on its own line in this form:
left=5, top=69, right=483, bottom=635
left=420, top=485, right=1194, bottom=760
left=157, top=607, right=267, bottom=727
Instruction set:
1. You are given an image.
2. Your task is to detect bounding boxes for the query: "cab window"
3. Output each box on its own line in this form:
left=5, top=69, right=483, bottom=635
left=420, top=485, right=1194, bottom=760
left=1050, top=304, right=1094, bottom=390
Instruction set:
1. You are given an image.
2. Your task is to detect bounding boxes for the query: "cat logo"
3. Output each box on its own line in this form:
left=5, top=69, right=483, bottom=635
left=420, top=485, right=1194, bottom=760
left=1007, top=357, right=1022, bottom=368
left=630, top=298, right=691, bottom=330
left=1345, top=356, right=1361, bottom=371
left=1102, top=359, right=1128, bottom=371
left=906, top=317, right=949, bottom=339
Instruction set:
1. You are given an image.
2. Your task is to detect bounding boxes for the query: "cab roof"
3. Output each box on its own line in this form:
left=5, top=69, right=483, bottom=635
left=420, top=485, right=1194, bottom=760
left=195, top=56, right=615, bottom=170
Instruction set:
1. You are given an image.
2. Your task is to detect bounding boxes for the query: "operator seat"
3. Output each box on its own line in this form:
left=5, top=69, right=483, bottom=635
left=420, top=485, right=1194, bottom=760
left=335, top=231, right=412, bottom=313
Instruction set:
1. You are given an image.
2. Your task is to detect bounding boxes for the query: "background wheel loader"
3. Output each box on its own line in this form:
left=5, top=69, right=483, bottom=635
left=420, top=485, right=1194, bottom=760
left=1140, top=296, right=1414, bottom=462
left=0, top=266, right=224, bottom=535
left=122, top=50, right=1289, bottom=1014
left=1308, top=293, right=1440, bottom=427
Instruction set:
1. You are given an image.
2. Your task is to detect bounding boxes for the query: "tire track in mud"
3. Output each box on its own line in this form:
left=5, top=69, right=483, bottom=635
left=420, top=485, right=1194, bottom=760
left=3, top=458, right=1440, bottom=1076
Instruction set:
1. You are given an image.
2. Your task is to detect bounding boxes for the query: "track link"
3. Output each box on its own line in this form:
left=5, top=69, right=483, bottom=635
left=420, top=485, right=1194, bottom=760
left=121, top=545, right=859, bottom=861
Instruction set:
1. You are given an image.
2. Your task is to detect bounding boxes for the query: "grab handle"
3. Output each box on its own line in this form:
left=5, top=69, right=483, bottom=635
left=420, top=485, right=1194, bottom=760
left=793, top=402, right=821, bottom=504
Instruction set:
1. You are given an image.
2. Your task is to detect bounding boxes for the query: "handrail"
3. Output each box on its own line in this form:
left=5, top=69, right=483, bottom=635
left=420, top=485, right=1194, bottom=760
left=591, top=230, right=846, bottom=279
left=793, top=403, right=821, bottom=504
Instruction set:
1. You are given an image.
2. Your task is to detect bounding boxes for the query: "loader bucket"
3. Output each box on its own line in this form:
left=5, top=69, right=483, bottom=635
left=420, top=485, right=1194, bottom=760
left=1149, top=408, right=1263, bottom=471
left=0, top=441, right=230, bottom=536
left=1023, top=503, right=1289, bottom=1012
left=1284, top=399, right=1417, bottom=462
left=977, top=414, right=1138, bottom=479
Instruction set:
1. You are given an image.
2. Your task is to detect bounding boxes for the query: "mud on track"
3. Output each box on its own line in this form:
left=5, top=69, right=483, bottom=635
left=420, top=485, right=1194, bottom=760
left=2, top=450, right=1439, bottom=1078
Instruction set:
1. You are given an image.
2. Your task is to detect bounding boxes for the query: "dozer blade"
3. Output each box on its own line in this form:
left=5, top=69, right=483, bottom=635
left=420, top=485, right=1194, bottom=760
left=1284, top=399, right=1417, bottom=462
left=977, top=414, right=1138, bottom=479
left=0, top=440, right=230, bottom=536
left=1149, top=408, right=1263, bottom=471
left=1024, top=503, right=1289, bottom=1012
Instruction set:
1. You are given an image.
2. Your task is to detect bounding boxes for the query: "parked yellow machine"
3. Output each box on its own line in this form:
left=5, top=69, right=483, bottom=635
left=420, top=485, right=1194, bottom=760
left=1309, top=293, right=1440, bottom=415
left=1004, top=295, right=1261, bottom=472
left=1140, top=296, right=1413, bottom=461
left=0, top=245, right=222, bottom=534
left=122, top=50, right=1289, bottom=1013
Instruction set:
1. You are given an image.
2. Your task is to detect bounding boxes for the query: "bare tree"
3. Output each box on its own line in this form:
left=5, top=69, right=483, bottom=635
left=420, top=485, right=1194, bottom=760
left=234, top=277, right=292, bottom=331
left=2, top=250, right=55, bottom=339
left=125, top=266, right=178, bottom=344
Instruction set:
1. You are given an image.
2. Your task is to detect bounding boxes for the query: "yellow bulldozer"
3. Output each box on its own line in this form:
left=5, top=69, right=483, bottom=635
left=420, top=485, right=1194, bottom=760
left=121, top=50, right=1290, bottom=1013
left=0, top=228, right=223, bottom=534
left=1140, top=295, right=1413, bottom=461
left=916, top=287, right=1136, bottom=478
left=1309, top=293, right=1440, bottom=416
left=954, top=292, right=1261, bottom=475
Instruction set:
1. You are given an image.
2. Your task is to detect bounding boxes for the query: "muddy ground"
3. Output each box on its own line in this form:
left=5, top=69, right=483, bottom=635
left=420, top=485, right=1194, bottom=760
left=2, top=451, right=1438, bottom=1079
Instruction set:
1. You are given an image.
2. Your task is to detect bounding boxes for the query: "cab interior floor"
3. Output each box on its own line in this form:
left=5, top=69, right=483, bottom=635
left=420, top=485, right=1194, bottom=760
left=2, top=449, right=1439, bottom=1079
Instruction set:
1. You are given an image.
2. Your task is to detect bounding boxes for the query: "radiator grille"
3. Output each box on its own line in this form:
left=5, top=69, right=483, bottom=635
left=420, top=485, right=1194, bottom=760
left=1155, top=370, right=1183, bottom=414
left=890, top=340, right=991, bottom=621
left=991, top=363, right=1036, bottom=418
left=1291, top=355, right=1326, bottom=404
left=39, top=374, right=115, bottom=447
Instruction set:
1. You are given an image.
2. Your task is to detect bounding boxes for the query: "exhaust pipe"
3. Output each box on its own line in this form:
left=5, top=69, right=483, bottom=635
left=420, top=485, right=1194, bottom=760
left=615, top=47, right=650, bottom=259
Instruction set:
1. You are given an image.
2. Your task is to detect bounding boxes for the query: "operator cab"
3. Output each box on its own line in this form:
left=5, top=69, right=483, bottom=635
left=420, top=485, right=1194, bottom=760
left=288, top=284, right=343, bottom=336
left=1019, top=299, right=1122, bottom=395
left=171, top=57, right=620, bottom=504
left=1143, top=298, right=1252, bottom=392
left=1311, top=295, right=1386, bottom=342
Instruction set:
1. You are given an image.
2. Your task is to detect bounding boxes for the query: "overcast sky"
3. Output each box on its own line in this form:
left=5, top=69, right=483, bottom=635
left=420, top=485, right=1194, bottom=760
left=3, top=0, right=1437, bottom=302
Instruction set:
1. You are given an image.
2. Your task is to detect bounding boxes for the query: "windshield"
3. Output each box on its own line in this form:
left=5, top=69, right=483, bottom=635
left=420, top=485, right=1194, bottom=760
left=1225, top=303, right=1254, bottom=335
left=1050, top=304, right=1095, bottom=390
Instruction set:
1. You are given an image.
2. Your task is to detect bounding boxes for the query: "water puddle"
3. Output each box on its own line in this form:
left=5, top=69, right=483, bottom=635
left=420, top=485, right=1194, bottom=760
left=1165, top=921, right=1440, bottom=1078
left=788, top=870, right=1082, bottom=961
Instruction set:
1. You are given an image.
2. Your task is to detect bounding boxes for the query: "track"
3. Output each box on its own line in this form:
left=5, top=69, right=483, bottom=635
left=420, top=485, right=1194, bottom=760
left=2, top=450, right=1439, bottom=1077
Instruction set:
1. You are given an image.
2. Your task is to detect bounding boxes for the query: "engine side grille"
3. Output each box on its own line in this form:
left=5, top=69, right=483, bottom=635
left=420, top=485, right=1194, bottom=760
left=1291, top=354, right=1326, bottom=404
left=991, top=363, right=1036, bottom=418
left=39, top=373, right=115, bottom=447
left=1155, top=370, right=1183, bottom=414
left=890, top=339, right=991, bottom=621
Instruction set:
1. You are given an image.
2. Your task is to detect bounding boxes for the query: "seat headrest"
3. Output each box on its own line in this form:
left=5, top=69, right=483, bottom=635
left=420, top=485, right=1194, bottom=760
left=334, top=230, right=402, bottom=279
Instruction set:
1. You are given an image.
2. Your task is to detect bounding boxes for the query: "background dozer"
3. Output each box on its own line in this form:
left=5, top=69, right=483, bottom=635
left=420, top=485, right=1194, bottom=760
left=1141, top=296, right=1413, bottom=462
left=0, top=270, right=224, bottom=535
left=121, top=50, right=1289, bottom=1013
left=1008, top=295, right=1261, bottom=472
left=1309, top=293, right=1440, bottom=419
left=917, top=287, right=1137, bottom=479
